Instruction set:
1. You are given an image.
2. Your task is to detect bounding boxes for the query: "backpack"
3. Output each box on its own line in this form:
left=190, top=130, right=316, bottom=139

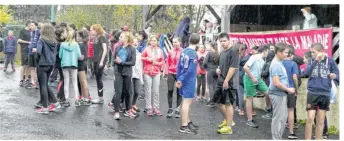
left=87, top=36, right=94, bottom=58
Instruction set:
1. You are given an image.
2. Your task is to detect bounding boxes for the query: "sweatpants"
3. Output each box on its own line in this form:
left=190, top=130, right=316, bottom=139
left=206, top=69, right=217, bottom=101
left=167, top=74, right=182, bottom=109
left=93, top=62, right=104, bottom=97
left=144, top=73, right=161, bottom=109
left=269, top=94, right=288, bottom=140
left=112, top=74, right=132, bottom=112
left=132, top=78, right=141, bottom=106
left=37, top=66, right=58, bottom=108
left=4, top=53, right=15, bottom=68
left=196, top=74, right=206, bottom=97
left=62, top=68, right=79, bottom=100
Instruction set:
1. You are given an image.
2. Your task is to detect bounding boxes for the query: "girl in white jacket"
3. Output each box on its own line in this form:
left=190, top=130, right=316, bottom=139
left=131, top=38, right=144, bottom=114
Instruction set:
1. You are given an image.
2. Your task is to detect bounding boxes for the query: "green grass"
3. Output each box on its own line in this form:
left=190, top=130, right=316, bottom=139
left=297, top=119, right=339, bottom=135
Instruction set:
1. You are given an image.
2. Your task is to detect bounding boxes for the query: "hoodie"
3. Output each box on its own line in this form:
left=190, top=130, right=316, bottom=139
left=305, top=56, right=339, bottom=96
left=142, top=46, right=164, bottom=76
left=28, top=29, right=40, bottom=55
left=59, top=42, right=81, bottom=68
left=4, top=36, right=17, bottom=54
left=164, top=46, right=183, bottom=75
left=37, top=39, right=57, bottom=66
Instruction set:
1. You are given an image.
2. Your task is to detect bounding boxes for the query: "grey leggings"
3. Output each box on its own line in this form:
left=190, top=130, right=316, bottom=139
left=4, top=53, right=15, bottom=68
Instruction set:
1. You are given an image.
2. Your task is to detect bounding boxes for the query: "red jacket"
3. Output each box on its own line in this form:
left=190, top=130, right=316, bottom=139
left=197, top=51, right=208, bottom=75
left=164, top=47, right=183, bottom=75
left=87, top=35, right=94, bottom=58
left=142, top=46, right=164, bottom=76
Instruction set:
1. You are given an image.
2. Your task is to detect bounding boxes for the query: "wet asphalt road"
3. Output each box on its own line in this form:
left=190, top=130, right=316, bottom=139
left=0, top=65, right=339, bottom=140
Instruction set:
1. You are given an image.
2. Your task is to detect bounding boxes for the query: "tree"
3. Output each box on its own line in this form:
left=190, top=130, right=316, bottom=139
left=0, top=6, right=13, bottom=25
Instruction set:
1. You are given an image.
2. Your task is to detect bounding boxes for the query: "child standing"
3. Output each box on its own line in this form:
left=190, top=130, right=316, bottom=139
left=3, top=30, right=17, bottom=72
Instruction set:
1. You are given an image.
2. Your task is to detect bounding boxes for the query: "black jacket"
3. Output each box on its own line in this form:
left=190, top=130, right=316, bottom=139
left=113, top=45, right=136, bottom=76
left=261, top=51, right=275, bottom=85
left=37, top=39, right=57, bottom=66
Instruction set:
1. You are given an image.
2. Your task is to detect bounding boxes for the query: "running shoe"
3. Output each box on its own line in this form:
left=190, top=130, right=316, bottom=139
left=166, top=108, right=173, bottom=118
left=217, top=126, right=233, bottom=135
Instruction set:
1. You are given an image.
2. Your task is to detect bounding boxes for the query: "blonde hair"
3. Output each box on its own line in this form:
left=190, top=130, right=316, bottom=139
left=303, top=7, right=311, bottom=13
left=121, top=31, right=134, bottom=45
left=91, top=24, right=104, bottom=36
left=148, top=34, right=159, bottom=46
left=65, top=28, right=75, bottom=45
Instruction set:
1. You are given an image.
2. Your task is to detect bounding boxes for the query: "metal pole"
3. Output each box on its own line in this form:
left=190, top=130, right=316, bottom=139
left=50, top=5, right=55, bottom=22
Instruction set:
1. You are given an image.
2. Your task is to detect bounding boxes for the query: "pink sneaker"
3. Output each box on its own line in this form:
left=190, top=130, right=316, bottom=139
left=146, top=109, right=153, bottom=116
left=153, top=108, right=162, bottom=116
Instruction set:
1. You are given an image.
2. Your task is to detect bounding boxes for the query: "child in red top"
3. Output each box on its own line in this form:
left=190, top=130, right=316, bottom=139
left=163, top=37, right=183, bottom=118
left=196, top=45, right=208, bottom=101
left=141, top=35, right=164, bottom=116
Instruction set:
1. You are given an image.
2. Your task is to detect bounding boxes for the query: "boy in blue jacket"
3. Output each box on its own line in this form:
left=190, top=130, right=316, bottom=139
left=176, top=33, right=199, bottom=134
left=304, top=43, right=339, bottom=140
left=3, top=30, right=17, bottom=72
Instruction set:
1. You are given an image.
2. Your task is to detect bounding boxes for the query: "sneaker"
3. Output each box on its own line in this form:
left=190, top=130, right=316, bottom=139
left=34, top=102, right=43, bottom=108
left=124, top=110, right=137, bottom=119
left=119, top=103, right=124, bottom=113
left=153, top=108, right=162, bottom=116
left=82, top=99, right=92, bottom=106
left=91, top=97, right=104, bottom=104
left=323, top=133, right=329, bottom=139
left=246, top=120, right=258, bottom=128
left=235, top=107, right=240, bottom=112
left=35, top=107, right=49, bottom=114
left=63, top=101, right=71, bottom=107
left=188, top=121, right=199, bottom=130
left=205, top=102, right=216, bottom=108
left=239, top=110, right=245, bottom=116
left=288, top=133, right=298, bottom=139
left=196, top=97, right=201, bottom=101
left=262, top=113, right=272, bottom=119
left=217, top=126, right=233, bottom=135
left=114, top=112, right=120, bottom=120
left=146, top=109, right=153, bottom=116
left=218, top=120, right=235, bottom=128
left=107, top=102, right=115, bottom=111
left=19, top=80, right=24, bottom=87
left=132, top=105, right=140, bottom=112
left=166, top=109, right=173, bottom=118
left=75, top=100, right=82, bottom=107
left=49, top=103, right=61, bottom=112
left=174, top=111, right=180, bottom=118
left=179, top=126, right=193, bottom=134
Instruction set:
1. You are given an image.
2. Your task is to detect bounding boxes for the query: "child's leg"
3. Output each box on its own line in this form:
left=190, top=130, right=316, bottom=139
left=4, top=54, right=10, bottom=69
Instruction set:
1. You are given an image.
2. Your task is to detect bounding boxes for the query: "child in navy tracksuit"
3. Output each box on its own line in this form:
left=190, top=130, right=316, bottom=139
left=3, top=30, right=17, bottom=72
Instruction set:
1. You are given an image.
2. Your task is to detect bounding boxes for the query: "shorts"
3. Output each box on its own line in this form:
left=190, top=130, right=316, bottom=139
left=211, top=87, right=236, bottom=105
left=287, top=94, right=297, bottom=108
left=306, top=94, right=330, bottom=111
left=243, top=75, right=268, bottom=97
left=78, top=62, right=87, bottom=72
left=21, top=53, right=29, bottom=66
left=179, top=82, right=196, bottom=99
left=28, top=55, right=37, bottom=67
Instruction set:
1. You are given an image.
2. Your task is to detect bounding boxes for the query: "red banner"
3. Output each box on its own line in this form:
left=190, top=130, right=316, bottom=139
left=229, top=28, right=333, bottom=57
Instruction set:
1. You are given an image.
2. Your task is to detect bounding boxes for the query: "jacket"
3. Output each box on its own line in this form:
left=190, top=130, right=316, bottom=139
left=305, top=56, right=339, bottom=96
left=37, top=39, right=57, bottom=66
left=142, top=46, right=164, bottom=76
left=28, top=29, right=40, bottom=55
left=4, top=36, right=17, bottom=54
left=59, top=42, right=81, bottom=68
left=132, top=50, right=144, bottom=84
left=113, top=45, right=136, bottom=76
left=164, top=47, right=183, bottom=75
left=197, top=51, right=207, bottom=75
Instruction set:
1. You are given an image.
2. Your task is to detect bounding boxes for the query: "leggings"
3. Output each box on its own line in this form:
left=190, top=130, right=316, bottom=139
left=197, top=74, right=206, bottom=97
left=132, top=78, right=141, bottom=106
left=167, top=74, right=182, bottom=109
left=62, top=68, right=79, bottom=100
left=112, top=74, right=132, bottom=112
left=93, top=62, right=104, bottom=97
left=206, top=69, right=217, bottom=101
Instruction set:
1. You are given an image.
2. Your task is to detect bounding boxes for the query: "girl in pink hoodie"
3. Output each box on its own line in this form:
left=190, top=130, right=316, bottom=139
left=164, top=37, right=183, bottom=118
left=142, top=35, right=164, bottom=116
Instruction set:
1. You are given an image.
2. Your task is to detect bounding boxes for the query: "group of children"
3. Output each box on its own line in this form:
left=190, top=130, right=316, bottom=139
left=5, top=19, right=339, bottom=140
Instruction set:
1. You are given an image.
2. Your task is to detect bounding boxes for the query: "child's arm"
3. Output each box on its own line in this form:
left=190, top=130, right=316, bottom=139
left=152, top=51, right=164, bottom=67
left=36, top=39, right=43, bottom=55
left=3, top=38, right=7, bottom=54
